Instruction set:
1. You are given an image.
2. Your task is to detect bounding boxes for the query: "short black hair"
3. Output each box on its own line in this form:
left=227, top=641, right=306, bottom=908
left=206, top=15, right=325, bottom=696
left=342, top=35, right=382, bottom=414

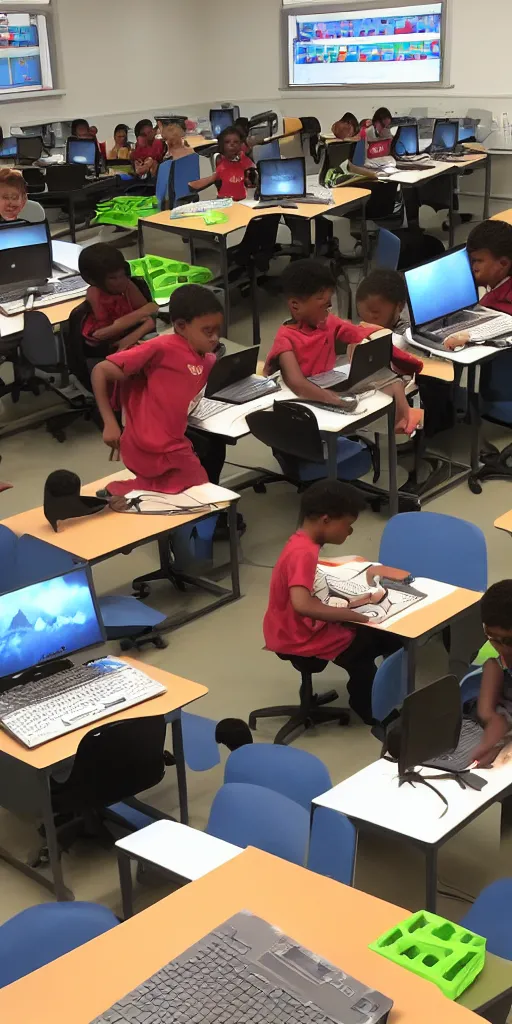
left=78, top=243, right=126, bottom=288
left=373, top=107, right=392, bottom=125
left=300, top=480, right=366, bottom=522
left=134, top=118, right=152, bottom=137
left=71, top=118, right=89, bottom=135
left=280, top=259, right=335, bottom=300
left=113, top=123, right=129, bottom=136
left=340, top=111, right=359, bottom=133
left=168, top=284, right=223, bottom=323
left=481, top=580, right=512, bottom=629
left=466, top=220, right=512, bottom=262
left=356, top=269, right=406, bottom=306
left=217, top=126, right=242, bottom=154
left=234, top=117, right=250, bottom=138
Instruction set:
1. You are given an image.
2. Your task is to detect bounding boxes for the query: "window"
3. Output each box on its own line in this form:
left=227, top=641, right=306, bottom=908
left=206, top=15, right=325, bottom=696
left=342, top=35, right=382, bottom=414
left=0, top=10, right=53, bottom=93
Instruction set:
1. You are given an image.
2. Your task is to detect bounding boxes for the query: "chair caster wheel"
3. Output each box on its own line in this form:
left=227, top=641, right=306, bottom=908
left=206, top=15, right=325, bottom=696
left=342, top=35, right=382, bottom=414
left=338, top=711, right=350, bottom=727
left=133, top=583, right=150, bottom=598
left=120, top=638, right=133, bottom=652
left=253, top=482, right=267, bottom=494
left=468, top=477, right=482, bottom=495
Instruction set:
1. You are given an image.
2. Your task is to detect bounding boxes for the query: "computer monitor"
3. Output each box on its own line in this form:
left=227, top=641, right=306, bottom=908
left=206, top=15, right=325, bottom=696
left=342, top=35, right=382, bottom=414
left=404, top=247, right=478, bottom=328
left=393, top=124, right=419, bottom=157
left=16, top=135, right=43, bottom=164
left=0, top=565, right=105, bottom=686
left=432, top=118, right=458, bottom=151
left=209, top=108, right=235, bottom=137
left=258, top=157, right=306, bottom=200
left=0, top=136, right=18, bottom=159
left=398, top=676, right=462, bottom=777
left=66, top=138, right=98, bottom=168
left=458, top=122, right=477, bottom=143
left=0, top=220, right=52, bottom=289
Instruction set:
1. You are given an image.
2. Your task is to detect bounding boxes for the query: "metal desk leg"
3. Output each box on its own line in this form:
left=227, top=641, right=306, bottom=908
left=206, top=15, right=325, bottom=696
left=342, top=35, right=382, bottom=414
left=219, top=237, right=230, bottom=331
left=361, top=204, right=369, bottom=275
left=404, top=640, right=417, bottom=695
left=39, top=773, right=73, bottom=901
left=326, top=435, right=338, bottom=480
left=387, top=401, right=398, bottom=517
left=448, top=174, right=455, bottom=249
left=483, top=155, right=492, bottom=222
left=190, top=236, right=197, bottom=266
left=69, top=197, right=76, bottom=244
left=249, top=260, right=261, bottom=348
left=467, top=365, right=481, bottom=474
left=228, top=502, right=241, bottom=600
left=425, top=847, right=438, bottom=912
left=117, top=849, right=134, bottom=920
left=172, top=715, right=188, bottom=825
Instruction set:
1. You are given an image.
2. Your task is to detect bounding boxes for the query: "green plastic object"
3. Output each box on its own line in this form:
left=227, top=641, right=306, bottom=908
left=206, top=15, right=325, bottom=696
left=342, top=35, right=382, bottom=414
left=369, top=910, right=486, bottom=1000
left=127, top=254, right=213, bottom=301
left=203, top=210, right=228, bottom=225
left=473, top=640, right=499, bottom=665
left=93, top=196, right=158, bottom=229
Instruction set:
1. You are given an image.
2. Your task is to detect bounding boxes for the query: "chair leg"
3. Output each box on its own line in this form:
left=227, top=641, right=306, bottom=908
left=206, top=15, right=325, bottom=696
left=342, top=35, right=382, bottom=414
left=249, top=671, right=349, bottom=745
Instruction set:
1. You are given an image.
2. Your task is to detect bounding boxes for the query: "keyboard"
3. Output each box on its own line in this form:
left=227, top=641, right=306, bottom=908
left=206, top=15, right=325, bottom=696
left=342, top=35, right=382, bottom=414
left=424, top=718, right=484, bottom=772
left=307, top=183, right=333, bottom=202
left=0, top=274, right=86, bottom=315
left=189, top=397, right=228, bottom=421
left=395, top=157, right=436, bottom=170
left=170, top=198, right=233, bottom=219
left=0, top=658, right=165, bottom=748
left=309, top=368, right=349, bottom=388
left=214, top=376, right=279, bottom=404
left=427, top=312, right=512, bottom=343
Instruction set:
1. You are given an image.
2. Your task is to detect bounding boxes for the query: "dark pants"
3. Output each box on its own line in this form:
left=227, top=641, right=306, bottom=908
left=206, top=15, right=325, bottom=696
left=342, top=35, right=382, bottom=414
left=187, top=427, right=226, bottom=485
left=333, top=629, right=403, bottom=723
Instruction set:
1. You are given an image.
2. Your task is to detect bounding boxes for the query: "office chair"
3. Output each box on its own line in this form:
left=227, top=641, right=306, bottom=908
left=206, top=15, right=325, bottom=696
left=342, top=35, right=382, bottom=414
left=227, top=215, right=280, bottom=346
left=371, top=649, right=406, bottom=732
left=308, top=806, right=356, bottom=886
left=169, top=152, right=200, bottom=208
left=298, top=116, right=322, bottom=163
left=374, top=227, right=401, bottom=270
left=206, top=783, right=310, bottom=865
left=379, top=511, right=488, bottom=592
left=319, top=139, right=356, bottom=185
left=249, top=654, right=350, bottom=746
left=460, top=880, right=512, bottom=959
left=224, top=743, right=331, bottom=809
left=155, top=159, right=173, bottom=209
left=21, top=166, right=45, bottom=194
left=467, top=352, right=512, bottom=493
left=248, top=110, right=278, bottom=137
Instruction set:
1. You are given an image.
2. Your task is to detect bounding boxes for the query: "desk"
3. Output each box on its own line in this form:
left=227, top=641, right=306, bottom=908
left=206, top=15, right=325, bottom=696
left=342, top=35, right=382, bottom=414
left=0, top=656, right=207, bottom=901
left=0, top=471, right=241, bottom=633
left=492, top=207, right=512, bottom=226
left=0, top=297, right=83, bottom=340
left=494, top=508, right=512, bottom=534
left=139, top=186, right=371, bottom=331
left=0, top=847, right=508, bottom=1024
left=39, top=178, right=117, bottom=242
left=314, top=757, right=512, bottom=913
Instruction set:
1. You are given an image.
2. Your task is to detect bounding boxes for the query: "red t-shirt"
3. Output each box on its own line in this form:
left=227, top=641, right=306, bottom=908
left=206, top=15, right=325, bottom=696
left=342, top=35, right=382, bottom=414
left=82, top=281, right=147, bottom=345
left=480, top=278, right=512, bottom=315
left=263, top=530, right=354, bottom=659
left=131, top=138, right=165, bottom=165
left=216, top=153, right=254, bottom=200
left=264, top=314, right=372, bottom=376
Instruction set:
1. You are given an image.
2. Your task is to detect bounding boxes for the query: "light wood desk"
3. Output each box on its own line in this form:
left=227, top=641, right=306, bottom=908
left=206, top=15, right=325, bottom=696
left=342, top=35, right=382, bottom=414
left=492, top=207, right=512, bottom=226
left=0, top=297, right=83, bottom=340
left=0, top=847, right=508, bottom=1024
left=494, top=508, right=512, bottom=534
left=0, top=657, right=207, bottom=901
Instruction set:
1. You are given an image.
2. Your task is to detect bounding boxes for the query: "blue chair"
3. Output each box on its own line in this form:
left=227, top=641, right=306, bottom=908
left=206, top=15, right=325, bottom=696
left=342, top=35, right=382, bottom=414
left=206, top=783, right=310, bottom=865
left=170, top=153, right=200, bottom=207
left=460, top=879, right=512, bottom=959
left=374, top=227, right=400, bottom=270
left=467, top=352, right=512, bottom=493
left=224, top=744, right=331, bottom=810
left=181, top=711, right=220, bottom=771
left=371, top=649, right=406, bottom=724
left=308, top=806, right=356, bottom=886
left=0, top=902, right=118, bottom=989
left=253, top=140, right=280, bottom=163
left=155, top=159, right=173, bottom=210
left=379, top=512, right=488, bottom=592
left=353, top=138, right=365, bottom=166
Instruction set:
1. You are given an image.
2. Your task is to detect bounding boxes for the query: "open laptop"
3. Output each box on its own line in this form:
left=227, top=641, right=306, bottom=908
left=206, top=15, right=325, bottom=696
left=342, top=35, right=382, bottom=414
left=0, top=221, right=87, bottom=315
left=0, top=565, right=165, bottom=748
left=210, top=107, right=235, bottom=137
left=404, top=246, right=512, bottom=348
left=66, top=137, right=100, bottom=176
left=255, top=157, right=331, bottom=208
left=429, top=118, right=466, bottom=160
left=326, top=332, right=396, bottom=395
left=16, top=135, right=43, bottom=165
left=393, top=124, right=435, bottom=169
left=395, top=675, right=485, bottom=777
left=190, top=346, right=280, bottom=422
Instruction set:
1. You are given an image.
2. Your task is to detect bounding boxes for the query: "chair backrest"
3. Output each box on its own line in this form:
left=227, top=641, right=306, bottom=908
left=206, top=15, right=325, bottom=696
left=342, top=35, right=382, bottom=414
left=21, top=167, right=45, bottom=193
left=371, top=649, right=406, bottom=723
left=319, top=139, right=356, bottom=184
left=353, top=138, right=365, bottom=166
left=378, top=512, right=488, bottom=591
left=307, top=806, right=356, bottom=886
left=283, top=117, right=303, bottom=135
left=374, top=228, right=401, bottom=271
left=460, top=879, right=512, bottom=959
left=170, top=152, right=200, bottom=207
left=246, top=402, right=325, bottom=466
left=232, top=214, right=280, bottom=271
left=206, top=783, right=310, bottom=865
left=155, top=159, right=173, bottom=210
left=21, top=310, right=62, bottom=368
left=279, top=134, right=304, bottom=161
left=459, top=667, right=483, bottom=706
left=0, top=902, right=118, bottom=989
left=224, top=744, right=331, bottom=810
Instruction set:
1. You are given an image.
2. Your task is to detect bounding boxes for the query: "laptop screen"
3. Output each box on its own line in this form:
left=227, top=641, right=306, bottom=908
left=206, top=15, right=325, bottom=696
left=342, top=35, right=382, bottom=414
left=67, top=138, right=97, bottom=166
left=259, top=157, right=305, bottom=199
left=432, top=120, right=458, bottom=151
left=0, top=220, right=52, bottom=287
left=394, top=125, right=419, bottom=156
left=405, top=248, right=478, bottom=327
left=0, top=136, right=17, bottom=158
left=210, top=109, right=234, bottom=137
left=17, top=136, right=43, bottom=162
left=0, top=566, right=104, bottom=680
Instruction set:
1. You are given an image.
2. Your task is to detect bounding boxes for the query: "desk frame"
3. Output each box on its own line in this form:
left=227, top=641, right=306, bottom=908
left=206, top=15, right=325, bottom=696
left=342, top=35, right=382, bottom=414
left=39, top=178, right=116, bottom=242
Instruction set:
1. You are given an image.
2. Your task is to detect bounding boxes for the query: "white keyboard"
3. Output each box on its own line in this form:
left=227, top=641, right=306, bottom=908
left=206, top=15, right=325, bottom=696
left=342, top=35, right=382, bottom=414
left=307, top=184, right=334, bottom=203
left=170, top=198, right=233, bottom=219
left=432, top=312, right=512, bottom=342
left=190, top=397, right=228, bottom=421
left=0, top=658, right=165, bottom=748
left=0, top=276, right=87, bottom=315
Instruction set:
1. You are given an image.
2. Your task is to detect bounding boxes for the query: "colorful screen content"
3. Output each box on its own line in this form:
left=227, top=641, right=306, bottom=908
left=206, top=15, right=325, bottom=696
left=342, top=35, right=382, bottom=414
left=288, top=4, right=443, bottom=87
left=0, top=11, right=52, bottom=93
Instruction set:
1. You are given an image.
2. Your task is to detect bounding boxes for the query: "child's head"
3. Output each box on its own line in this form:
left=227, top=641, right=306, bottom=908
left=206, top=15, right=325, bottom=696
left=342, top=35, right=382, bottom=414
left=134, top=118, right=156, bottom=145
left=481, top=580, right=512, bottom=664
left=356, top=269, right=406, bottom=330
left=113, top=123, right=129, bottom=149
left=78, top=243, right=129, bottom=294
left=158, top=117, right=185, bottom=149
left=372, top=106, right=392, bottom=136
left=71, top=118, right=91, bottom=139
left=234, top=117, right=250, bottom=140
left=336, top=112, right=359, bottom=138
left=169, top=285, right=224, bottom=354
left=218, top=127, right=243, bottom=159
left=0, top=168, right=27, bottom=221
left=280, top=259, right=335, bottom=327
left=300, top=480, right=366, bottom=545
left=466, top=220, right=512, bottom=290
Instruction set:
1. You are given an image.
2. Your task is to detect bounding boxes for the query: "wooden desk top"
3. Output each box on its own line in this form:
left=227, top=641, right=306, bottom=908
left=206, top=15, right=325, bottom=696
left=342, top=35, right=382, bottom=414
left=378, top=585, right=481, bottom=640
left=405, top=346, right=455, bottom=381
left=0, top=656, right=207, bottom=770
left=0, top=848, right=483, bottom=1023
left=492, top=208, right=512, bottom=226
left=0, top=297, right=83, bottom=338
left=142, top=186, right=371, bottom=236
left=0, top=472, right=231, bottom=563
left=494, top=508, right=512, bottom=532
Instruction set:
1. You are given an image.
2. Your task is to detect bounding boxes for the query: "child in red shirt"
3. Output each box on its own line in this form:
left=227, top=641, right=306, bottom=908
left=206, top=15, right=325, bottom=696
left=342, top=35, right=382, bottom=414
left=131, top=119, right=165, bottom=178
left=78, top=243, right=158, bottom=358
left=91, top=285, right=225, bottom=496
left=189, top=127, right=255, bottom=201
left=263, top=480, right=401, bottom=722
left=442, top=220, right=512, bottom=351
left=264, top=259, right=423, bottom=434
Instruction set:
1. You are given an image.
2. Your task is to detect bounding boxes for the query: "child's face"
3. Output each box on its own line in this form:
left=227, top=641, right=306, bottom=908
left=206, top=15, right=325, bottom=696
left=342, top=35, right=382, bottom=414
left=288, top=287, right=334, bottom=328
left=374, top=117, right=391, bottom=137
left=337, top=120, right=356, bottom=139
left=357, top=294, right=403, bottom=331
left=138, top=125, right=155, bottom=145
left=104, top=269, right=129, bottom=294
left=484, top=623, right=512, bottom=664
left=0, top=185, right=25, bottom=220
left=223, top=132, right=242, bottom=159
left=175, top=313, right=224, bottom=354
left=75, top=123, right=91, bottom=139
left=470, top=248, right=512, bottom=290
left=114, top=129, right=127, bottom=148
left=323, top=513, right=357, bottom=545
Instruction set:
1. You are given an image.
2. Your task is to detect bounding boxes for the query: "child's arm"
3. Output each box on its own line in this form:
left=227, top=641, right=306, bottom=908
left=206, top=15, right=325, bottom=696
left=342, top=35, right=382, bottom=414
left=443, top=330, right=471, bottom=351
left=91, top=361, right=126, bottom=450
left=92, top=306, right=157, bottom=343
left=278, top=351, right=350, bottom=408
left=125, top=280, right=158, bottom=314
left=189, top=172, right=218, bottom=190
left=472, top=659, right=510, bottom=763
left=290, top=586, right=370, bottom=625
left=114, top=318, right=156, bottom=351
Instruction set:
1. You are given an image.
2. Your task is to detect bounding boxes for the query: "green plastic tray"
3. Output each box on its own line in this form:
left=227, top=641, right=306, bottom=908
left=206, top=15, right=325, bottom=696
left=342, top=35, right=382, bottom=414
left=93, top=196, right=158, bottom=229
left=127, top=255, right=213, bottom=301
left=369, top=910, right=486, bottom=1000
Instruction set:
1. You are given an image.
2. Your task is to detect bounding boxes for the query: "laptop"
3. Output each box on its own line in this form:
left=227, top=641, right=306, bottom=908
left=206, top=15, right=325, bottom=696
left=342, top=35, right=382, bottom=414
left=404, top=246, right=512, bottom=348
left=327, top=332, right=396, bottom=395
left=190, top=347, right=280, bottom=421
left=16, top=135, right=43, bottom=165
left=66, top=137, right=99, bottom=175
left=395, top=675, right=484, bottom=777
left=90, top=911, right=393, bottom=1024
left=209, top=107, right=235, bottom=137
left=256, top=157, right=331, bottom=208
left=393, top=125, right=435, bottom=169
left=0, top=565, right=166, bottom=748
left=0, top=221, right=87, bottom=315
left=0, top=136, right=17, bottom=160
left=429, top=119, right=465, bottom=160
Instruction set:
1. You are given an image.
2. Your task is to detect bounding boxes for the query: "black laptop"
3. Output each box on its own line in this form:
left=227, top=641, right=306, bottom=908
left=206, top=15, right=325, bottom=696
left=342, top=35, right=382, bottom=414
left=329, top=332, right=396, bottom=395
left=255, top=157, right=330, bottom=208
left=206, top=346, right=279, bottom=404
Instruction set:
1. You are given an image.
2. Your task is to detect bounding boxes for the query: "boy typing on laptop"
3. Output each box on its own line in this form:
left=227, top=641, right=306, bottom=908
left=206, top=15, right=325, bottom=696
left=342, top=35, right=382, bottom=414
left=444, top=220, right=512, bottom=350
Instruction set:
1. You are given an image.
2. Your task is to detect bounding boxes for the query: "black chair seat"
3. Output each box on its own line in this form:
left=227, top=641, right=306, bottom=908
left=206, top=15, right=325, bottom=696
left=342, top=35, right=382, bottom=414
left=277, top=653, right=328, bottom=675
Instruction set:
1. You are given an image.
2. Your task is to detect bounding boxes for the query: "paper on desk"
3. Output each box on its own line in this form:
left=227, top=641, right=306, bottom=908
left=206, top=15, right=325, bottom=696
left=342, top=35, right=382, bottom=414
left=239, top=199, right=258, bottom=208
left=123, top=482, right=239, bottom=514
left=314, top=560, right=425, bottom=624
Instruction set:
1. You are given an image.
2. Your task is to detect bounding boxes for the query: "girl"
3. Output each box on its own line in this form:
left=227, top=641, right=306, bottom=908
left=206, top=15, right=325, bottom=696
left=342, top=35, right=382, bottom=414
left=189, top=127, right=255, bottom=201
left=107, top=123, right=131, bottom=160
left=78, top=243, right=158, bottom=358
left=0, top=168, right=44, bottom=223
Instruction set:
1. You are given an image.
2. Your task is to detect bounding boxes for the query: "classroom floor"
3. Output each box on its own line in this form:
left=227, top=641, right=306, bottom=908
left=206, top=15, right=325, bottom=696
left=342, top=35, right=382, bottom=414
left=1, top=195, right=512, bottom=927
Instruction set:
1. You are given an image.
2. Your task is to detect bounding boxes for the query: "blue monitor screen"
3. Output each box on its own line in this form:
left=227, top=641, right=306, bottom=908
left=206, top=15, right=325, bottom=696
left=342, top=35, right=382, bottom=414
left=405, top=248, right=478, bottom=326
left=259, top=157, right=305, bottom=198
left=458, top=124, right=475, bottom=142
left=0, top=221, right=47, bottom=252
left=0, top=568, right=104, bottom=679
left=210, top=109, right=234, bottom=137
left=394, top=125, right=419, bottom=156
left=432, top=120, right=457, bottom=150
left=68, top=139, right=97, bottom=165
left=0, top=136, right=18, bottom=158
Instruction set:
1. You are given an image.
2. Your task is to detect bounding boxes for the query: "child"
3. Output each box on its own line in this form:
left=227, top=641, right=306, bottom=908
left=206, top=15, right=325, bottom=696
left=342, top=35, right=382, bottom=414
left=360, top=107, right=395, bottom=172
left=78, top=243, right=158, bottom=357
left=131, top=119, right=165, bottom=178
left=471, top=580, right=512, bottom=765
left=91, top=285, right=225, bottom=496
left=107, top=123, right=131, bottom=160
left=70, top=118, right=98, bottom=140
left=263, top=480, right=402, bottom=723
left=331, top=111, right=359, bottom=140
left=441, top=220, right=512, bottom=350
left=189, top=127, right=255, bottom=201
left=0, top=168, right=44, bottom=223
left=264, top=259, right=423, bottom=435
left=156, top=117, right=190, bottom=161
left=356, top=269, right=409, bottom=335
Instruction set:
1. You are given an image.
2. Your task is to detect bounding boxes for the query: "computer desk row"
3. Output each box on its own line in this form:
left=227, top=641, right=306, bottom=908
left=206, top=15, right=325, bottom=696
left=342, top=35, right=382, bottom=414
left=1, top=847, right=509, bottom=1024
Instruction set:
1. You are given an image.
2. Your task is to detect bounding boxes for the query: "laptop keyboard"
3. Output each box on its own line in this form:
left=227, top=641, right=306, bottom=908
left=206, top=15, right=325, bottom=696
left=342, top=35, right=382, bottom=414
left=0, top=275, right=86, bottom=315
left=189, top=397, right=227, bottom=421
left=214, top=377, right=279, bottom=404
left=308, top=368, right=349, bottom=387
left=428, top=313, right=512, bottom=342
left=424, top=719, right=484, bottom=772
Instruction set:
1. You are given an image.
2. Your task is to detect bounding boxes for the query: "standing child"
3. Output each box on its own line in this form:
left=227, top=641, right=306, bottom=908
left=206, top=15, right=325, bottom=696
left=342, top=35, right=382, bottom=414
left=78, top=243, right=158, bottom=358
left=189, top=127, right=255, bottom=200
left=470, top=580, right=512, bottom=765
left=263, top=480, right=402, bottom=722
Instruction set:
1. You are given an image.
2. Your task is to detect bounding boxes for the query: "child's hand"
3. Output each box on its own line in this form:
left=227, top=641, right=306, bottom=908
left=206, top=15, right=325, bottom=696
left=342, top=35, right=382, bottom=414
left=472, top=713, right=509, bottom=765
left=444, top=330, right=470, bottom=350
left=103, top=421, right=121, bottom=451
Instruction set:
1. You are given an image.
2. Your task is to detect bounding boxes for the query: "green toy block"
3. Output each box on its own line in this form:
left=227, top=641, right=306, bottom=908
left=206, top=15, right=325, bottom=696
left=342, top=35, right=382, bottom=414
left=93, top=196, right=158, bottom=229
left=473, top=640, right=499, bottom=665
left=369, top=910, right=486, bottom=1000
left=127, top=255, right=213, bottom=301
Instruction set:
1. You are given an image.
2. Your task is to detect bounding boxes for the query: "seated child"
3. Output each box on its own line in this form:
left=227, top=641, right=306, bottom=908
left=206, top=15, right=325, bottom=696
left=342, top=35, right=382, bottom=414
left=444, top=220, right=512, bottom=350
left=131, top=119, right=165, bottom=178
left=356, top=268, right=410, bottom=335
left=71, top=118, right=98, bottom=141
left=157, top=117, right=190, bottom=161
left=91, top=285, right=226, bottom=496
left=264, top=259, right=423, bottom=435
left=263, top=480, right=402, bottom=723
left=107, top=123, right=131, bottom=160
left=471, top=580, right=512, bottom=765
left=78, top=243, right=158, bottom=358
left=360, top=107, right=395, bottom=173
left=189, top=127, right=255, bottom=201
left=331, top=111, right=359, bottom=140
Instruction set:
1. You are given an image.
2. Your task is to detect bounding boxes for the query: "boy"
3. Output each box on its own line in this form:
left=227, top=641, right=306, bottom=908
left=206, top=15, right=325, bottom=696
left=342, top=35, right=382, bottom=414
left=472, top=580, right=512, bottom=764
left=361, top=106, right=395, bottom=172
left=442, top=220, right=512, bottom=350
left=131, top=119, right=165, bottom=178
left=356, top=269, right=409, bottom=335
left=263, top=480, right=401, bottom=723
left=78, top=243, right=158, bottom=355
left=331, top=111, right=359, bottom=140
